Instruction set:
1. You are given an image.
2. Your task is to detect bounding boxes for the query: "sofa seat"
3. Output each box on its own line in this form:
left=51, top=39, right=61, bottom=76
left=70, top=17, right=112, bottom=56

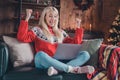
left=3, top=67, right=87, bottom=80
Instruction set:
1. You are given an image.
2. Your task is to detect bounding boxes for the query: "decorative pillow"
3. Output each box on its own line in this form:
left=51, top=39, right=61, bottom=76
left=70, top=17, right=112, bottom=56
left=3, top=36, right=34, bottom=67
left=79, top=39, right=103, bottom=68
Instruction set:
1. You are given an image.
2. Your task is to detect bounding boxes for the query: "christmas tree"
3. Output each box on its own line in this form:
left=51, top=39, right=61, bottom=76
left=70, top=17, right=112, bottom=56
left=107, top=8, right=120, bottom=46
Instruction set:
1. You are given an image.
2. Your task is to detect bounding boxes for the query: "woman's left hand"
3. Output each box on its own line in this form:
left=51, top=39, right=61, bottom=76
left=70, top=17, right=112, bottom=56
left=75, top=18, right=81, bottom=28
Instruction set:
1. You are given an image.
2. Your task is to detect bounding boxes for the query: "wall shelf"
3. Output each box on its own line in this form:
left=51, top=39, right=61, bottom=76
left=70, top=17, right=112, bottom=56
left=7, top=0, right=60, bottom=31
left=8, top=0, right=60, bottom=8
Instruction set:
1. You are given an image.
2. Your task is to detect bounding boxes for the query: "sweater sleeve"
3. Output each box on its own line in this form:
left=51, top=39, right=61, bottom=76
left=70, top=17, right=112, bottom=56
left=63, top=28, right=84, bottom=44
left=17, top=20, right=36, bottom=42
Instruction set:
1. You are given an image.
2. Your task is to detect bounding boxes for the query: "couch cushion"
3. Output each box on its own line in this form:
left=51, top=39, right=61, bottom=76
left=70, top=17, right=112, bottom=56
left=3, top=36, right=34, bottom=67
left=62, top=73, right=87, bottom=80
left=3, top=67, right=62, bottom=80
left=3, top=67, right=87, bottom=80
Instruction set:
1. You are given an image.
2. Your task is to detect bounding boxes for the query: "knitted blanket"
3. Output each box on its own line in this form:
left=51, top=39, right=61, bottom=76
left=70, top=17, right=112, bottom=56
left=87, top=44, right=120, bottom=80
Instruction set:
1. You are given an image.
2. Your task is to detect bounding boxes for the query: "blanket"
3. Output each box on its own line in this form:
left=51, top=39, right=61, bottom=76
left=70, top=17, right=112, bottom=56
left=87, top=44, right=120, bottom=80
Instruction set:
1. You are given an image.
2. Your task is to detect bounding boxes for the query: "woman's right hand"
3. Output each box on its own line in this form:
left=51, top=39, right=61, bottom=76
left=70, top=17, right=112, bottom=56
left=25, top=9, right=33, bottom=22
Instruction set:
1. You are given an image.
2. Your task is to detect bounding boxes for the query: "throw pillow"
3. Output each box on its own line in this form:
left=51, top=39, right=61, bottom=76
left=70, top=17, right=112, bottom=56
left=3, top=36, right=34, bottom=67
left=80, top=39, right=103, bottom=68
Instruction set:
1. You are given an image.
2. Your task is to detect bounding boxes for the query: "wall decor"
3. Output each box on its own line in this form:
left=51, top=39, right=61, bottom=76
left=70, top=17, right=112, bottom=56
left=73, top=0, right=94, bottom=11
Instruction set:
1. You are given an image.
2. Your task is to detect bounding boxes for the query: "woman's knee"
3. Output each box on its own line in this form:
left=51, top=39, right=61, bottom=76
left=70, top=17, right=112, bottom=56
left=78, top=51, right=90, bottom=60
left=34, top=51, right=48, bottom=68
left=34, top=51, right=48, bottom=64
left=35, top=51, right=47, bottom=60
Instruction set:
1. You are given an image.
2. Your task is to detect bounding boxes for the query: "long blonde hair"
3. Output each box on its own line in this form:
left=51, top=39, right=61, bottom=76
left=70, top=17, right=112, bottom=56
left=38, top=6, right=63, bottom=43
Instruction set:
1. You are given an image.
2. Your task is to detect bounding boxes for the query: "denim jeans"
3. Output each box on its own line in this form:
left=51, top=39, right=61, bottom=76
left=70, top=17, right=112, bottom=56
left=34, top=51, right=90, bottom=72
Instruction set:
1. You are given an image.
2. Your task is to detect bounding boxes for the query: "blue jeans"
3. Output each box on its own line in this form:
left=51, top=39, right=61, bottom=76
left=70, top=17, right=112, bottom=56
left=34, top=51, right=90, bottom=72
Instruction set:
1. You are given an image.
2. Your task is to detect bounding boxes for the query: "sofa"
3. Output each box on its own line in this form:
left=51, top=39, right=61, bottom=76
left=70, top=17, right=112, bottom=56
left=0, top=36, right=120, bottom=80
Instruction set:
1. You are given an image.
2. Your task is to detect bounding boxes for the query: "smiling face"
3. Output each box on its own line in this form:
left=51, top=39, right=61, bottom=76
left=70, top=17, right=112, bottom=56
left=45, top=11, right=58, bottom=27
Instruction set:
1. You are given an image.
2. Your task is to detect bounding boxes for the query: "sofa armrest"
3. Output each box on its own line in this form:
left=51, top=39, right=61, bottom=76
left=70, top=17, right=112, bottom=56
left=0, top=42, right=9, bottom=77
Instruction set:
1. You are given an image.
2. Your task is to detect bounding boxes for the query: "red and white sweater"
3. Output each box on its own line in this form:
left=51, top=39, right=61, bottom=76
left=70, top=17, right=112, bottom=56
left=17, top=20, right=84, bottom=57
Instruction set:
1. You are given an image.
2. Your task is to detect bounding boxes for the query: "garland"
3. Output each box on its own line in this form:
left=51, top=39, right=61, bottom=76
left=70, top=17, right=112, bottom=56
left=73, top=0, right=94, bottom=11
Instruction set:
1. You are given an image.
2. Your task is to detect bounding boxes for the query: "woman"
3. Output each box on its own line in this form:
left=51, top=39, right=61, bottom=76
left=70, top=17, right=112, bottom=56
left=17, top=6, right=95, bottom=76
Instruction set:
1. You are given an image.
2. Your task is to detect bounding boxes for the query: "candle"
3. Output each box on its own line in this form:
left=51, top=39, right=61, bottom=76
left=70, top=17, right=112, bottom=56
left=90, top=24, right=92, bottom=32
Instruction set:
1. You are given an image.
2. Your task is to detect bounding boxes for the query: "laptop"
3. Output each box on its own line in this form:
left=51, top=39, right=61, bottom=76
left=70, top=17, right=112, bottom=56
left=54, top=43, right=82, bottom=60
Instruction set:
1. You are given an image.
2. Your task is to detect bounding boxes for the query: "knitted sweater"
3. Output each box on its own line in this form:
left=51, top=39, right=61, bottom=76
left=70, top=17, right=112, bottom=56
left=17, top=20, right=84, bottom=57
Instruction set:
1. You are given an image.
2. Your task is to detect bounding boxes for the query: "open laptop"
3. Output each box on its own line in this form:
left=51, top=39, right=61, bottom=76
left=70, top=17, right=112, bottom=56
left=54, top=43, right=82, bottom=60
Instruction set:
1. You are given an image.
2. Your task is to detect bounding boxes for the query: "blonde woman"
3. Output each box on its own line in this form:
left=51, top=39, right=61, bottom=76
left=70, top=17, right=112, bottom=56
left=17, top=6, right=94, bottom=76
